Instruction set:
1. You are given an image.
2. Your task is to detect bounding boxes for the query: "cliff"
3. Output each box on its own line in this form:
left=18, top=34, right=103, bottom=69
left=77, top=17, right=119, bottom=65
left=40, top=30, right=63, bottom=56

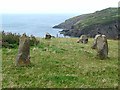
left=53, top=7, right=119, bottom=39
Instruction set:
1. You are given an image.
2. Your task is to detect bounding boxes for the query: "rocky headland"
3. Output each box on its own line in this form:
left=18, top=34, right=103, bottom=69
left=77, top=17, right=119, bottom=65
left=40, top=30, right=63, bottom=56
left=53, top=7, right=119, bottom=39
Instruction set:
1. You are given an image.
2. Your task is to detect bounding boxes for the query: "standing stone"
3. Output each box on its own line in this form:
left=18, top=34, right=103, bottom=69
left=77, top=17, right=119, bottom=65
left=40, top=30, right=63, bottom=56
left=77, top=35, right=88, bottom=44
left=16, top=34, right=30, bottom=66
left=91, top=34, right=108, bottom=59
left=45, top=32, right=51, bottom=39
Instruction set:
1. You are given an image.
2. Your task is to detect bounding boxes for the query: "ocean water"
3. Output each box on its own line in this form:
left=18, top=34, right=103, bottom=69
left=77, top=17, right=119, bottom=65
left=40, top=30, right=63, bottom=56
left=1, top=14, right=75, bottom=37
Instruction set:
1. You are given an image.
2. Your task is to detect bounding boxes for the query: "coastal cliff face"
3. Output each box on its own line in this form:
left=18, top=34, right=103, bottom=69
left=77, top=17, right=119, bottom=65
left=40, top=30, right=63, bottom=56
left=53, top=8, right=119, bottom=39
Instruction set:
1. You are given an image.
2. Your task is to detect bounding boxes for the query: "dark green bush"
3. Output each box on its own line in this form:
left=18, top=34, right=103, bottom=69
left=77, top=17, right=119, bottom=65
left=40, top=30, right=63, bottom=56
left=2, top=31, right=39, bottom=48
left=30, top=35, right=39, bottom=46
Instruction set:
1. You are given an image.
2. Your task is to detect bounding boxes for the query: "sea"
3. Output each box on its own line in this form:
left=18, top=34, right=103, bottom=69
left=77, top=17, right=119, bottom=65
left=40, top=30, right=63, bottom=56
left=1, top=14, right=76, bottom=37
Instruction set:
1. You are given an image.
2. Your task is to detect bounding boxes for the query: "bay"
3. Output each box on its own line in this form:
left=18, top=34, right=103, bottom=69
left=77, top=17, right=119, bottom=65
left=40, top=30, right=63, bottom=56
left=2, top=14, right=76, bottom=37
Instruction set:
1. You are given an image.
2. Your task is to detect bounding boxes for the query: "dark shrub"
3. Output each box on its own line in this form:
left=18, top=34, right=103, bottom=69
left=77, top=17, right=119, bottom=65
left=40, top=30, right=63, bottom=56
left=2, top=31, right=39, bottom=48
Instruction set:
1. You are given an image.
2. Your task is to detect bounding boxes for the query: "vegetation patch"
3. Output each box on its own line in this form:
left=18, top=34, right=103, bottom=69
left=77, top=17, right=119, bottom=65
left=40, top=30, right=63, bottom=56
left=2, top=38, right=118, bottom=88
left=1, top=31, right=39, bottom=48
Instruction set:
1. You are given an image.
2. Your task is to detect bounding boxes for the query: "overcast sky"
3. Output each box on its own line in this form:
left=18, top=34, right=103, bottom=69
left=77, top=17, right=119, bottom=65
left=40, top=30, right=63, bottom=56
left=0, top=0, right=119, bottom=14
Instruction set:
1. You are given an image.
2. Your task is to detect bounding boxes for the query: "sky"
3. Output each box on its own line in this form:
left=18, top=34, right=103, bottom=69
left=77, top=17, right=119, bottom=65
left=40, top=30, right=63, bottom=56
left=0, top=0, right=119, bottom=14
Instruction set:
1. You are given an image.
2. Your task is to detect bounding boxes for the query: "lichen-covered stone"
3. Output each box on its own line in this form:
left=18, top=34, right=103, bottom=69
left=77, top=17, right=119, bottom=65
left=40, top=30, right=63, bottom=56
left=16, top=34, right=30, bottom=66
left=92, top=34, right=108, bottom=59
left=77, top=35, right=88, bottom=44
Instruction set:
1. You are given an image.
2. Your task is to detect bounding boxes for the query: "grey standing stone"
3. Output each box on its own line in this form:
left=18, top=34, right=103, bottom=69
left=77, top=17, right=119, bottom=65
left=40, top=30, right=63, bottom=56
left=91, top=34, right=108, bottom=59
left=16, top=34, right=30, bottom=66
left=77, top=35, right=88, bottom=44
left=45, top=32, right=52, bottom=39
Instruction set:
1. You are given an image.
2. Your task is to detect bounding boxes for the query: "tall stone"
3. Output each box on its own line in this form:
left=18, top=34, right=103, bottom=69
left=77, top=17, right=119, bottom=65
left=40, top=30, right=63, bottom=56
left=91, top=34, right=108, bottom=59
left=16, top=34, right=30, bottom=66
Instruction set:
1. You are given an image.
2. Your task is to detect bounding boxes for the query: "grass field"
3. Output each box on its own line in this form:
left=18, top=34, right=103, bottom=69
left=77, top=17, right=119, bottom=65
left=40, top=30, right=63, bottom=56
left=2, top=38, right=118, bottom=88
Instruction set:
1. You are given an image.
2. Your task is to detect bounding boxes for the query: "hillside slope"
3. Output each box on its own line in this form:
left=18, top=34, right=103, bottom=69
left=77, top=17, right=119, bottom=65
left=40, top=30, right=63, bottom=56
left=53, top=8, right=119, bottom=39
left=2, top=38, right=118, bottom=88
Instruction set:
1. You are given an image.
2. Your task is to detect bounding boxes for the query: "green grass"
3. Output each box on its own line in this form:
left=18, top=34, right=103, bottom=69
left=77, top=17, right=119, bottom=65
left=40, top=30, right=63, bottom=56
left=75, top=8, right=119, bottom=29
left=2, top=38, right=118, bottom=88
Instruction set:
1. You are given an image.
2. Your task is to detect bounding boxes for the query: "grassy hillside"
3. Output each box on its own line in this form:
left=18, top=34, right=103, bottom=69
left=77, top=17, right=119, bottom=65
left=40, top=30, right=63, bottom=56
left=2, top=38, right=118, bottom=88
left=74, top=8, right=118, bottom=29
left=53, top=8, right=119, bottom=39
left=54, top=8, right=118, bottom=29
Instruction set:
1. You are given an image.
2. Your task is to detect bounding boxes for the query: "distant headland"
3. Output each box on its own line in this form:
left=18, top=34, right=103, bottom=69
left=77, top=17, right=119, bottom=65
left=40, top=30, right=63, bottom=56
left=53, top=7, right=119, bottom=39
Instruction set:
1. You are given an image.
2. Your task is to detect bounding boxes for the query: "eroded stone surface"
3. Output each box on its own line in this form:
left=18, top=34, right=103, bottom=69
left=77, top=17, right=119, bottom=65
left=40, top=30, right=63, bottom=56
left=92, top=34, right=108, bottom=59
left=16, top=34, right=30, bottom=66
left=77, top=35, right=88, bottom=44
